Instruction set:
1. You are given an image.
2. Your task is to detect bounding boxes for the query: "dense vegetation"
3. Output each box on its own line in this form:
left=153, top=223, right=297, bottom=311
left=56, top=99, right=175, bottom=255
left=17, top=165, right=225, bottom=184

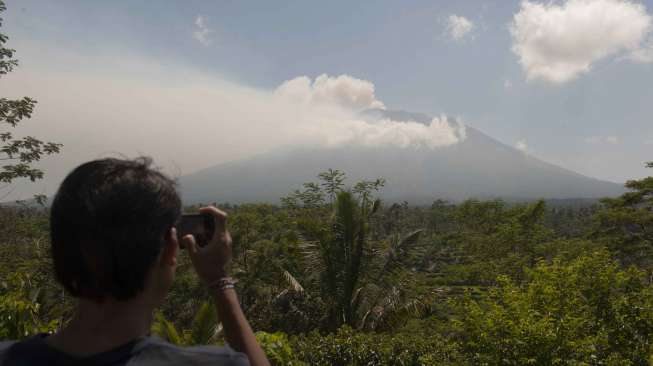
left=1, top=163, right=652, bottom=365
left=2, top=2, right=653, bottom=363
left=0, top=0, right=62, bottom=203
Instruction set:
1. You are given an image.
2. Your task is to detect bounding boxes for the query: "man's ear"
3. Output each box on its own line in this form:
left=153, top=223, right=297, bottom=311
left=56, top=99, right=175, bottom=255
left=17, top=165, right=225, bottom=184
left=161, top=227, right=179, bottom=267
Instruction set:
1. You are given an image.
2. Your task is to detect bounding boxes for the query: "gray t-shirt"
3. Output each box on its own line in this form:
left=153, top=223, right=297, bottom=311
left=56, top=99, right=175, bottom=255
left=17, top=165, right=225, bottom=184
left=0, top=334, right=250, bottom=366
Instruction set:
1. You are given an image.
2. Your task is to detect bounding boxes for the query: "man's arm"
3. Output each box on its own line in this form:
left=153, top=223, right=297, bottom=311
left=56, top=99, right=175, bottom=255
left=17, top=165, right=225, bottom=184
left=183, top=206, right=270, bottom=366
left=212, top=287, right=267, bottom=364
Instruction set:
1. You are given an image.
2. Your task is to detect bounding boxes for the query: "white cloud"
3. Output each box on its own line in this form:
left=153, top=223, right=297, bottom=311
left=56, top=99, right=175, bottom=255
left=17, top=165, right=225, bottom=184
left=516, top=140, right=529, bottom=152
left=0, top=48, right=466, bottom=200
left=445, top=15, right=474, bottom=41
left=272, top=74, right=465, bottom=149
left=510, top=0, right=653, bottom=83
left=193, top=15, right=213, bottom=46
left=274, top=74, right=386, bottom=111
left=605, top=136, right=619, bottom=144
left=317, top=115, right=466, bottom=150
left=584, top=136, right=620, bottom=144
left=628, top=42, right=653, bottom=63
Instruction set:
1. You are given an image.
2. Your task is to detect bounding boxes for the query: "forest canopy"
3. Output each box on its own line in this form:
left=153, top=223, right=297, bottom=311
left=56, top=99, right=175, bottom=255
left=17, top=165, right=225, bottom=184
left=2, top=164, right=653, bottom=365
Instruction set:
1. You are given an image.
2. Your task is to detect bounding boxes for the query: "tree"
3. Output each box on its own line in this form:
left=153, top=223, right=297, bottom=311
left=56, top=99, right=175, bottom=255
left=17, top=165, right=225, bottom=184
left=318, top=168, right=345, bottom=203
left=452, top=250, right=653, bottom=365
left=293, top=187, right=424, bottom=331
left=594, top=162, right=653, bottom=268
left=0, top=1, right=61, bottom=201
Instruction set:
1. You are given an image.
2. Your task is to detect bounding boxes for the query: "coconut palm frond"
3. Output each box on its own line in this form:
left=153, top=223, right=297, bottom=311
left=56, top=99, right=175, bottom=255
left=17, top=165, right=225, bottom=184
left=399, top=229, right=423, bottom=249
left=299, top=241, right=324, bottom=267
left=151, top=311, right=184, bottom=346
left=191, top=301, right=219, bottom=345
left=350, top=286, right=363, bottom=307
left=359, top=287, right=429, bottom=331
left=298, top=240, right=327, bottom=285
left=274, top=288, right=289, bottom=301
left=378, top=296, right=430, bottom=331
left=282, top=270, right=305, bottom=293
left=373, top=229, right=424, bottom=286
left=209, top=322, right=223, bottom=344
left=370, top=198, right=382, bottom=215
left=244, top=249, right=258, bottom=257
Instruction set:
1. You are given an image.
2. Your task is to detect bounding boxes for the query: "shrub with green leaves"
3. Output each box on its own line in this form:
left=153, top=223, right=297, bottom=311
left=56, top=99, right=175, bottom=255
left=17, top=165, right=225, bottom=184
left=0, top=273, right=58, bottom=339
left=452, top=250, right=653, bottom=365
left=290, top=326, right=465, bottom=366
left=255, top=331, right=302, bottom=366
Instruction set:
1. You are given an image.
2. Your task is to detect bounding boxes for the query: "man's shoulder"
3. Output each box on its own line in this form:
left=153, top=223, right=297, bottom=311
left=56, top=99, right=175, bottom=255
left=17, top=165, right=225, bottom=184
left=0, top=341, right=16, bottom=354
left=133, top=337, right=250, bottom=365
left=0, top=341, right=17, bottom=363
left=0, top=340, right=16, bottom=350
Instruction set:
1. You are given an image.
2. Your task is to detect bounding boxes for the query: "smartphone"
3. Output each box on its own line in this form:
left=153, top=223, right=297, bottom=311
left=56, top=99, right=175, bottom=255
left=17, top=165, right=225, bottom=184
left=177, top=214, right=215, bottom=248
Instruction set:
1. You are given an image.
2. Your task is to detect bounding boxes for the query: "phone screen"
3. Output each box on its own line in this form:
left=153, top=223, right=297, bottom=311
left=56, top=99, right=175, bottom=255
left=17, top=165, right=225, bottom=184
left=177, top=214, right=215, bottom=248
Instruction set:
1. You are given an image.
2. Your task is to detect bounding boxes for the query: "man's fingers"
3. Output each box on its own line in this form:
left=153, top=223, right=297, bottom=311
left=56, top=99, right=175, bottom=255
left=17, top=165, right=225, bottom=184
left=199, top=206, right=228, bottom=237
left=183, top=234, right=198, bottom=255
left=170, top=227, right=179, bottom=247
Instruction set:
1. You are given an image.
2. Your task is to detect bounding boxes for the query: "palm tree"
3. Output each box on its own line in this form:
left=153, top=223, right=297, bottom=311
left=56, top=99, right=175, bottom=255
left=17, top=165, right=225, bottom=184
left=151, top=301, right=221, bottom=346
left=297, top=190, right=425, bottom=331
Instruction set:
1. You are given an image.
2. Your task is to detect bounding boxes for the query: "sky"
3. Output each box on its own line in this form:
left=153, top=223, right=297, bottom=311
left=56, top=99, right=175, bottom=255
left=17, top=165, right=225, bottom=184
left=1, top=0, right=652, bottom=200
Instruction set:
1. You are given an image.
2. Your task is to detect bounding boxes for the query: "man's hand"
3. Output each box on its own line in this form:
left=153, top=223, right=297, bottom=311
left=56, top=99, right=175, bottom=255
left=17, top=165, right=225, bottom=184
left=182, top=206, right=270, bottom=365
left=182, top=206, right=233, bottom=283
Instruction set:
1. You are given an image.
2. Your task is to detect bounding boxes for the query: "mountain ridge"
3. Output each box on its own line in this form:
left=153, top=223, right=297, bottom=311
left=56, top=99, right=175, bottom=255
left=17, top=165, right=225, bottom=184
left=180, top=110, right=625, bottom=204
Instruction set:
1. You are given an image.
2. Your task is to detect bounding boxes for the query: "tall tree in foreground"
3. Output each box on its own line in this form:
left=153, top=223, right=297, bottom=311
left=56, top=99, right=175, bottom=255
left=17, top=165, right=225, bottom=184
left=594, top=162, right=653, bottom=268
left=0, top=0, right=61, bottom=202
left=285, top=171, right=424, bottom=331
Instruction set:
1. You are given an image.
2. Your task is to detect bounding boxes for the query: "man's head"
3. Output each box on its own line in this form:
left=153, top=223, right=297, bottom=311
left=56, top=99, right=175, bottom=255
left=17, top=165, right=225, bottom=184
left=50, top=157, right=181, bottom=303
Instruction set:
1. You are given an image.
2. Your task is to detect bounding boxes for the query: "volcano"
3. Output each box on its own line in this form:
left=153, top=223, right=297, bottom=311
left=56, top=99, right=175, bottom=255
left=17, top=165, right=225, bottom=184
left=180, top=109, right=624, bottom=204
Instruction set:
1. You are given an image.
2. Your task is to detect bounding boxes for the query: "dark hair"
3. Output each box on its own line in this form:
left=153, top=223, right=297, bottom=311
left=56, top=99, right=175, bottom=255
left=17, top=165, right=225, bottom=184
left=50, top=157, right=181, bottom=301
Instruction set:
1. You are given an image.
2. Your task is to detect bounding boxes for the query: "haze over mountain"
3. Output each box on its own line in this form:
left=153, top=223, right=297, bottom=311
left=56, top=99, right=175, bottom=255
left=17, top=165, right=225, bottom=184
left=180, top=109, right=625, bottom=205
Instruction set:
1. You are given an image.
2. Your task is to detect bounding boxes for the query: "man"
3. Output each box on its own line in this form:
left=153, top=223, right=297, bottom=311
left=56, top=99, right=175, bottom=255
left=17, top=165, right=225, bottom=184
left=0, top=158, right=269, bottom=365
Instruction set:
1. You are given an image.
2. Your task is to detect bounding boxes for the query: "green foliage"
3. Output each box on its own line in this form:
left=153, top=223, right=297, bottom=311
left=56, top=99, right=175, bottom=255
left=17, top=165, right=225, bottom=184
left=0, top=273, right=58, bottom=339
left=0, top=207, right=72, bottom=330
left=282, top=182, right=325, bottom=209
left=255, top=331, right=301, bottom=365
left=295, top=186, right=424, bottom=331
left=151, top=301, right=220, bottom=346
left=0, top=0, right=61, bottom=195
left=151, top=311, right=185, bottom=346
left=452, top=250, right=653, bottom=365
left=4, top=164, right=653, bottom=364
left=291, top=326, right=465, bottom=365
left=594, top=162, right=653, bottom=268
left=318, top=168, right=345, bottom=203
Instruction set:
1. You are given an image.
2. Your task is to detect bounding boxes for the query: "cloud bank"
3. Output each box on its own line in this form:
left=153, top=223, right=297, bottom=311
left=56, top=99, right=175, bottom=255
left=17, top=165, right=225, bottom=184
left=271, top=74, right=464, bottom=149
left=510, top=0, right=653, bottom=83
left=628, top=41, right=653, bottom=63
left=193, top=15, right=213, bottom=46
left=584, top=136, right=620, bottom=144
left=446, top=15, right=474, bottom=41
left=516, top=140, right=529, bottom=152
left=0, top=49, right=465, bottom=199
left=274, top=74, right=386, bottom=111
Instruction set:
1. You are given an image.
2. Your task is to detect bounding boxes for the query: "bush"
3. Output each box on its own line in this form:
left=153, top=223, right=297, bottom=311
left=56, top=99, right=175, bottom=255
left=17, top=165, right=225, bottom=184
left=290, top=326, right=465, bottom=366
left=256, top=331, right=302, bottom=365
left=451, top=250, right=653, bottom=365
left=0, top=273, right=58, bottom=339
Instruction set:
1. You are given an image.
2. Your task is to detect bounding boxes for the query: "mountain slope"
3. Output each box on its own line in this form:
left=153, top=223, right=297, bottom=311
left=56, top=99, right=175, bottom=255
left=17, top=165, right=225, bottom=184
left=180, top=110, right=624, bottom=204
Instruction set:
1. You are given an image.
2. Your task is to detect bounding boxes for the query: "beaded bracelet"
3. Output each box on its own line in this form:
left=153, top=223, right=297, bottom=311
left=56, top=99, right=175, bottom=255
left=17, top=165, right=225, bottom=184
left=207, top=277, right=238, bottom=291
